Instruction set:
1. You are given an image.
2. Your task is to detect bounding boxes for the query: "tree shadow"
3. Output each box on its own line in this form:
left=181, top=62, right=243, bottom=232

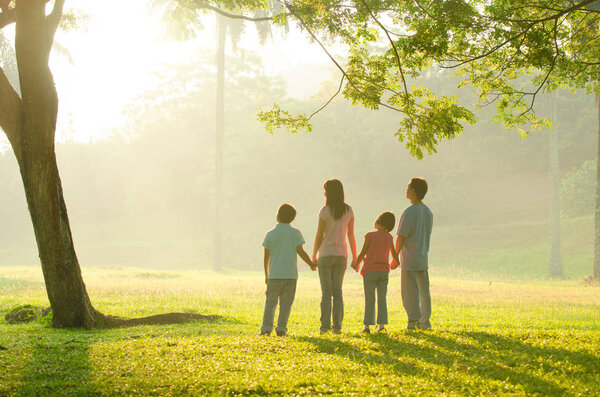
left=17, top=333, right=101, bottom=396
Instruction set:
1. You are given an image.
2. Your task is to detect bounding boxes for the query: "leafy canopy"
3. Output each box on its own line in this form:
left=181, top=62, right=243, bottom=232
left=165, top=0, right=600, bottom=158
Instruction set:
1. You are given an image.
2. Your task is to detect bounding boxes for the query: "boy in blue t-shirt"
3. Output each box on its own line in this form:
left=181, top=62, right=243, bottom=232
left=261, top=204, right=316, bottom=336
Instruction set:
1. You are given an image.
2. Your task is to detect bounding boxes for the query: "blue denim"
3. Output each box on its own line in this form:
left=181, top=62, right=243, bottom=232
left=363, top=271, right=389, bottom=325
left=318, top=256, right=347, bottom=332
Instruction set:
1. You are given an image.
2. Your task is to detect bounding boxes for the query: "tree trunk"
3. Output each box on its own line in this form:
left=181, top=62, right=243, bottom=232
left=213, top=15, right=225, bottom=271
left=594, top=94, right=600, bottom=279
left=548, top=95, right=563, bottom=278
left=13, top=0, right=103, bottom=328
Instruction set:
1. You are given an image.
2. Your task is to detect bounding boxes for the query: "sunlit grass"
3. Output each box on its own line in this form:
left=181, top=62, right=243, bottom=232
left=0, top=266, right=599, bottom=396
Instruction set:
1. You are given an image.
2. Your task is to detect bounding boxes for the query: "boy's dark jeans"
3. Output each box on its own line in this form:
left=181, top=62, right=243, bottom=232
left=261, top=279, right=297, bottom=334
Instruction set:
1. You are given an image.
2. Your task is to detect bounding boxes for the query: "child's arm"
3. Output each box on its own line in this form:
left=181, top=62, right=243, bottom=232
left=390, top=239, right=401, bottom=270
left=312, top=218, right=326, bottom=263
left=297, top=245, right=316, bottom=271
left=263, top=248, right=270, bottom=284
left=391, top=236, right=405, bottom=269
left=353, top=237, right=370, bottom=272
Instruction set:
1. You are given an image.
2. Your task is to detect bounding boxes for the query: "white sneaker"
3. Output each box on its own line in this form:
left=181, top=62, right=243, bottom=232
left=377, top=324, right=385, bottom=332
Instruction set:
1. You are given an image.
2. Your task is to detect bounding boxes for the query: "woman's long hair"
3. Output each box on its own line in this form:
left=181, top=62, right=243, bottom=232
left=324, top=179, right=349, bottom=220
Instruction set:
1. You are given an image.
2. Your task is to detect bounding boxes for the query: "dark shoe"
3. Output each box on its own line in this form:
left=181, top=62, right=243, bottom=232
left=406, top=321, right=418, bottom=330
left=332, top=329, right=342, bottom=335
left=363, top=326, right=370, bottom=334
left=260, top=331, right=271, bottom=336
left=276, top=331, right=287, bottom=337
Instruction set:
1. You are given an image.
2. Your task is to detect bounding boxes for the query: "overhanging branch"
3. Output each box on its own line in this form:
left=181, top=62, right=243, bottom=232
left=0, top=66, right=23, bottom=149
left=190, top=2, right=273, bottom=21
left=44, top=0, right=65, bottom=57
left=0, top=8, right=15, bottom=29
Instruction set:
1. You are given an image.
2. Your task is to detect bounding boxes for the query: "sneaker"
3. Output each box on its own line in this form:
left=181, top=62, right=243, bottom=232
left=406, top=321, right=418, bottom=330
left=377, top=324, right=385, bottom=332
left=363, top=326, right=370, bottom=334
left=332, top=329, right=342, bottom=335
left=276, top=331, right=287, bottom=337
left=260, top=331, right=271, bottom=336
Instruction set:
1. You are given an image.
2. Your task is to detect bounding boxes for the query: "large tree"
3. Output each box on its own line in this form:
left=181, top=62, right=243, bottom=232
left=0, top=0, right=214, bottom=328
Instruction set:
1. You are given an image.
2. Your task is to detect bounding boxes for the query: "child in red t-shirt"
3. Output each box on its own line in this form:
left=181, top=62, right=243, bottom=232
left=351, top=212, right=400, bottom=333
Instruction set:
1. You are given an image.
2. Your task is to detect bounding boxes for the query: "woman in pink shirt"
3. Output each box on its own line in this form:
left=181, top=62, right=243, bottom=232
left=352, top=212, right=400, bottom=333
left=312, top=179, right=357, bottom=334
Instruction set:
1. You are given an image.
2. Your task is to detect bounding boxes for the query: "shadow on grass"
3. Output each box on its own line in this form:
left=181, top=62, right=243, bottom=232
left=17, top=334, right=101, bottom=396
left=297, top=330, right=593, bottom=395
left=413, top=330, right=600, bottom=392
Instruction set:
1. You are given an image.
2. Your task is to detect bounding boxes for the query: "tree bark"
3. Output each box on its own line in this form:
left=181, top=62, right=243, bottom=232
left=213, top=15, right=225, bottom=271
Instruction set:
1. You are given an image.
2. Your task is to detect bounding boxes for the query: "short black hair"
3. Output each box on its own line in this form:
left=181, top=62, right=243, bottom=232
left=376, top=211, right=396, bottom=232
left=409, top=177, right=428, bottom=200
left=277, top=204, right=296, bottom=224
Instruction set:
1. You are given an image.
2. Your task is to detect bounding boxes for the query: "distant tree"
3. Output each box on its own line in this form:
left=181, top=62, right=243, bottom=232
left=153, top=0, right=280, bottom=271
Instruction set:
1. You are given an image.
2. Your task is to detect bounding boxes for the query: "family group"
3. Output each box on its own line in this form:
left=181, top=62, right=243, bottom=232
left=260, top=177, right=433, bottom=336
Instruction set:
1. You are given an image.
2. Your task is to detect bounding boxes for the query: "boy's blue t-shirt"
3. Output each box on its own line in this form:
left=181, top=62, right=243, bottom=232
left=262, top=223, right=305, bottom=279
left=397, top=203, right=433, bottom=271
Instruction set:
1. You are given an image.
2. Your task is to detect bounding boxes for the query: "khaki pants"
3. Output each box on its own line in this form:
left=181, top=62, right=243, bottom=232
left=401, top=270, right=431, bottom=329
left=261, top=279, right=297, bottom=334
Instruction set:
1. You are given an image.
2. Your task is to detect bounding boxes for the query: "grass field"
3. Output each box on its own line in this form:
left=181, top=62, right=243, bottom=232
left=0, top=266, right=599, bottom=396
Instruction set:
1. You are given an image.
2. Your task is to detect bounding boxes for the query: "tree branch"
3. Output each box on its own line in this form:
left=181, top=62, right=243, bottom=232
left=359, top=0, right=410, bottom=107
left=190, top=2, right=273, bottom=22
left=280, top=0, right=401, bottom=113
left=0, top=66, right=23, bottom=149
left=308, top=75, right=344, bottom=120
left=0, top=7, right=15, bottom=29
left=44, top=0, right=65, bottom=57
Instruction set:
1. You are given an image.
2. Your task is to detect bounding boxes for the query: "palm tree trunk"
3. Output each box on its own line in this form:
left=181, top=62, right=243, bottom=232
left=594, top=94, right=600, bottom=279
left=548, top=95, right=563, bottom=278
left=213, top=16, right=225, bottom=271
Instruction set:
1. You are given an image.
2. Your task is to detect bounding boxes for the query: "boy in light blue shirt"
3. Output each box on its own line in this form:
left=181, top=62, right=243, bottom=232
left=261, top=204, right=316, bottom=336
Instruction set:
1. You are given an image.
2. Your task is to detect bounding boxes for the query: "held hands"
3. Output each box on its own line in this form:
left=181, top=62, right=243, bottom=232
left=390, top=260, right=399, bottom=270
left=309, top=261, right=318, bottom=271
left=350, top=260, right=359, bottom=272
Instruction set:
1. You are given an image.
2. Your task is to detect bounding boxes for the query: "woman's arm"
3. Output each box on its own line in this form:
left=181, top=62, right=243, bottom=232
left=312, top=217, right=326, bottom=263
left=347, top=215, right=357, bottom=262
left=353, top=236, right=370, bottom=272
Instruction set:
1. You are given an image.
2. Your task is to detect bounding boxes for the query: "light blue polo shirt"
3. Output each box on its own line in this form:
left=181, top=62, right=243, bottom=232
left=262, top=223, right=305, bottom=279
left=397, top=204, right=433, bottom=271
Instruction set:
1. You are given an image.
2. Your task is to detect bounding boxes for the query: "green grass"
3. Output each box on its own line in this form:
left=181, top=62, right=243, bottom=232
left=0, top=266, right=599, bottom=396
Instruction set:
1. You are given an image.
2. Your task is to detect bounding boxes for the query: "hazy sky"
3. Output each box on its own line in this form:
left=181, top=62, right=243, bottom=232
left=1, top=0, right=336, bottom=146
